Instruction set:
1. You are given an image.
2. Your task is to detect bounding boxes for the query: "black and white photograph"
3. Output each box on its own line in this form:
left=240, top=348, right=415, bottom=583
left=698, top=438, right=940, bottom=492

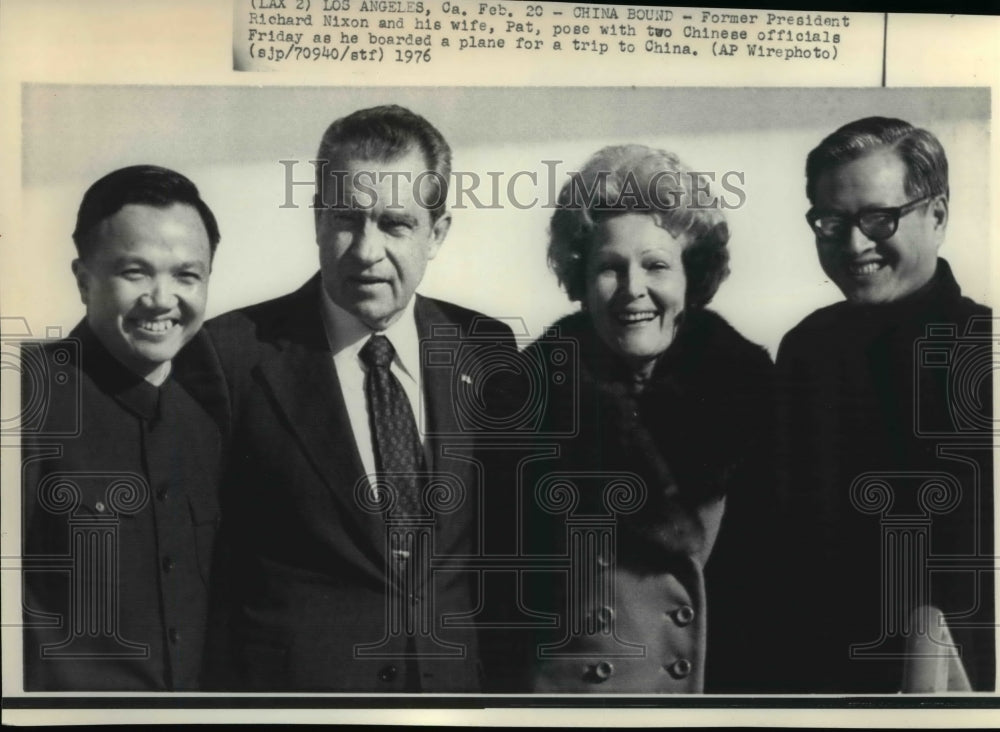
left=1, top=1, right=997, bottom=727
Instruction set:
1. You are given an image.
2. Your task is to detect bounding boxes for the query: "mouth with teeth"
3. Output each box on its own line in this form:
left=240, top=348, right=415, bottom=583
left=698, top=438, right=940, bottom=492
left=130, top=318, right=179, bottom=337
left=846, top=260, right=886, bottom=277
left=614, top=310, right=660, bottom=326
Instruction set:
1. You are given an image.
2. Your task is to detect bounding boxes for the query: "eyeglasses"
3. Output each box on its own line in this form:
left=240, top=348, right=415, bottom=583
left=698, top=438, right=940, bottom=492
left=806, top=195, right=935, bottom=241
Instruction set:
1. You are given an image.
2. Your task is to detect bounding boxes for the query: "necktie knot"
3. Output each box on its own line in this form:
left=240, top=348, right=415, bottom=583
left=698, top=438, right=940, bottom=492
left=360, top=334, right=395, bottom=370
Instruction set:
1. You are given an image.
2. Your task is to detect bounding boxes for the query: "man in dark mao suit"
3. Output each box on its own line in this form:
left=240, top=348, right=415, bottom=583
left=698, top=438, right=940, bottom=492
left=202, top=105, right=515, bottom=691
left=22, top=165, right=224, bottom=690
left=776, top=117, right=994, bottom=692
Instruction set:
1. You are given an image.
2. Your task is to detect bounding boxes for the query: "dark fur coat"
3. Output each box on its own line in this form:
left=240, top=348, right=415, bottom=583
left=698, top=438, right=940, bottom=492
left=528, top=307, right=774, bottom=563
left=507, top=308, right=778, bottom=693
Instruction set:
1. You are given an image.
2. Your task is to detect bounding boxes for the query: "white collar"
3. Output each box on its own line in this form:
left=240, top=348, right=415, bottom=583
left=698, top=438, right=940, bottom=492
left=320, top=283, right=421, bottom=382
left=145, top=361, right=172, bottom=386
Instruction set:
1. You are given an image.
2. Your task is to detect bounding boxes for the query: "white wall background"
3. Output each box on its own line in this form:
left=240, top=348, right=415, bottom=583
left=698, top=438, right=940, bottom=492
left=14, top=86, right=991, bottom=355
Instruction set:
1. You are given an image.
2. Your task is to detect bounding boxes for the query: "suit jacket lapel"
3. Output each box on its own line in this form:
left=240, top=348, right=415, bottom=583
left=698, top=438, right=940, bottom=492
left=415, top=296, right=479, bottom=554
left=255, top=277, right=387, bottom=573
left=415, top=295, right=464, bottom=466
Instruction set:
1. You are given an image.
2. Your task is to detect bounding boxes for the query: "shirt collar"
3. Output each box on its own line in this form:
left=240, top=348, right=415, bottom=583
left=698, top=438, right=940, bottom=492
left=320, top=285, right=421, bottom=381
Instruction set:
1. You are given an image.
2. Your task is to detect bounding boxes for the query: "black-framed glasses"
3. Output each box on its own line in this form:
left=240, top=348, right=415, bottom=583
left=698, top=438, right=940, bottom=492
left=806, top=194, right=935, bottom=241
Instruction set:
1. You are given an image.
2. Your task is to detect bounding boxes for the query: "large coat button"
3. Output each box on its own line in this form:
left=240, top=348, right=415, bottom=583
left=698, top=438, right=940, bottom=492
left=673, top=605, right=695, bottom=626
left=592, top=661, right=614, bottom=681
left=667, top=658, right=692, bottom=679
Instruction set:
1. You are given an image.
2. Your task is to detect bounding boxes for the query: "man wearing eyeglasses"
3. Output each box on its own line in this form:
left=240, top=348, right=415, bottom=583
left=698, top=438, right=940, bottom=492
left=774, top=117, right=994, bottom=692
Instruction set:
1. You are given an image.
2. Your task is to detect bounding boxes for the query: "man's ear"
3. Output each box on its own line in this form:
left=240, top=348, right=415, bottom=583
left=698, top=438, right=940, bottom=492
left=71, top=258, right=90, bottom=306
left=931, top=194, right=949, bottom=230
left=426, top=211, right=451, bottom=260
left=929, top=195, right=948, bottom=250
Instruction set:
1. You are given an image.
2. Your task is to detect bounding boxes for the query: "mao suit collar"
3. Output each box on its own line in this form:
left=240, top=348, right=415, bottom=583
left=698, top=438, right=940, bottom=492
left=72, top=320, right=161, bottom=421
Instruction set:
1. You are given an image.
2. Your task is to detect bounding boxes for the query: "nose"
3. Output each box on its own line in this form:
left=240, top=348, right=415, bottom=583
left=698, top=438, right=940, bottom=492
left=845, top=224, right=873, bottom=255
left=622, top=264, right=646, bottom=299
left=351, top=219, right=387, bottom=266
left=142, top=276, right=177, bottom=310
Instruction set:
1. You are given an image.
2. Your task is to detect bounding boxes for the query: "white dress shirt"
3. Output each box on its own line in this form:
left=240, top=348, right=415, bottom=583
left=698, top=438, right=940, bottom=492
left=320, top=287, right=429, bottom=482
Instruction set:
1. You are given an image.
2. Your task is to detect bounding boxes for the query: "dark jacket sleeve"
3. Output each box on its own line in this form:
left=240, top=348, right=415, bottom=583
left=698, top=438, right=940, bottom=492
left=172, top=327, right=237, bottom=689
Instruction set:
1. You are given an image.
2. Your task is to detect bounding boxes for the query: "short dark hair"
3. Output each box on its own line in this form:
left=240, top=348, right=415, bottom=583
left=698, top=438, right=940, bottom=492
left=805, top=116, right=949, bottom=204
left=73, top=165, right=220, bottom=259
left=314, top=104, right=452, bottom=222
left=548, top=144, right=730, bottom=310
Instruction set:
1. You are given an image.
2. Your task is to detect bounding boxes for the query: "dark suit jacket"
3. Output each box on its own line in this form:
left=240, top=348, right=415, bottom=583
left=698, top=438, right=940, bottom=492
left=199, top=275, right=515, bottom=691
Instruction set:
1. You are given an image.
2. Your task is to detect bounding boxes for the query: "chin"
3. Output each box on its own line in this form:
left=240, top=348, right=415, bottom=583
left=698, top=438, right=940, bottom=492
left=842, top=286, right=889, bottom=305
left=617, top=344, right=666, bottom=365
left=833, top=270, right=900, bottom=305
left=361, top=307, right=401, bottom=329
left=133, top=348, right=177, bottom=370
left=133, top=336, right=186, bottom=363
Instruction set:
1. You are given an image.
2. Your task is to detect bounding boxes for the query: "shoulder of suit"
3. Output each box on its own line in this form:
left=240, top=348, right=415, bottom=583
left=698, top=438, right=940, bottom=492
left=34, top=334, right=83, bottom=364
left=776, top=301, right=848, bottom=359
left=207, top=286, right=305, bottom=330
left=954, top=295, right=992, bottom=320
left=784, top=301, right=847, bottom=338
left=780, top=294, right=992, bottom=359
left=31, top=320, right=87, bottom=360
left=205, top=277, right=319, bottom=344
left=417, top=295, right=516, bottom=339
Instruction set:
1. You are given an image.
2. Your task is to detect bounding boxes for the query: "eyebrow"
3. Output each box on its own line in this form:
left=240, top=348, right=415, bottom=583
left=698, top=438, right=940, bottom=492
left=813, top=204, right=898, bottom=216
left=110, top=255, right=149, bottom=267
left=108, top=256, right=207, bottom=270
left=380, top=212, right=420, bottom=227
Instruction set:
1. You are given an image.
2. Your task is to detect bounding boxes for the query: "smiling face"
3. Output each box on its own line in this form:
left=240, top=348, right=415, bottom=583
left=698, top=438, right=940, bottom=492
left=584, top=213, right=688, bottom=377
left=316, top=149, right=450, bottom=330
left=73, top=203, right=212, bottom=382
left=812, top=149, right=947, bottom=304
